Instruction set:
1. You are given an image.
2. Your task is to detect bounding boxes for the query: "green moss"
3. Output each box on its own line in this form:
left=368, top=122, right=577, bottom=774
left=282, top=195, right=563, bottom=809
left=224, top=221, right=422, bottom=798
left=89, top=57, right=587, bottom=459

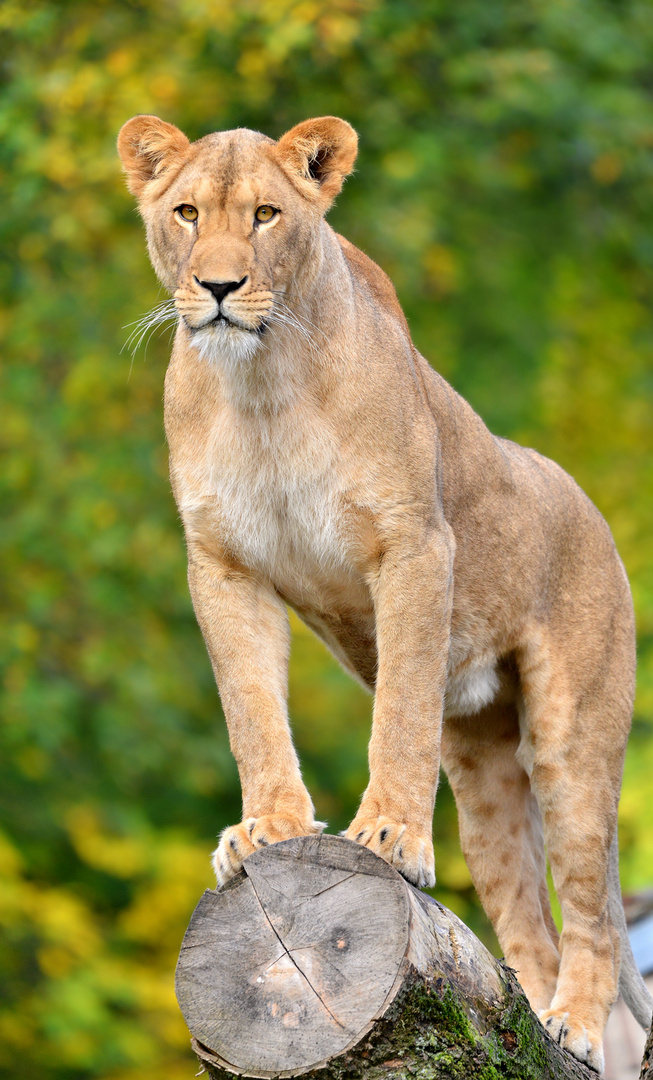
left=485, top=969, right=557, bottom=1079
left=395, top=979, right=476, bottom=1047
left=319, top=974, right=488, bottom=1080
left=335, top=967, right=568, bottom=1080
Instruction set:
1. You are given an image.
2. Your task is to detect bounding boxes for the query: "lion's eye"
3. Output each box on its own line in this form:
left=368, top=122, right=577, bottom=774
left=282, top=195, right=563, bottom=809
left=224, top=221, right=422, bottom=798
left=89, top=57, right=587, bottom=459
left=176, top=204, right=198, bottom=222
left=255, top=205, right=277, bottom=223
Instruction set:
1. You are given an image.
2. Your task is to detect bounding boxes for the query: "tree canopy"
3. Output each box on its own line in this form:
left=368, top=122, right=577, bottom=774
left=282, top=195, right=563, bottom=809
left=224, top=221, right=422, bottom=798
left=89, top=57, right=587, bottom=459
left=1, top=2, right=652, bottom=1077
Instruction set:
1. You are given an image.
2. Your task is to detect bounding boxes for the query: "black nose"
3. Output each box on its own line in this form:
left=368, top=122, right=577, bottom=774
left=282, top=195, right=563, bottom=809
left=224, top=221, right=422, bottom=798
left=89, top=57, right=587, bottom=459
left=196, top=276, right=247, bottom=305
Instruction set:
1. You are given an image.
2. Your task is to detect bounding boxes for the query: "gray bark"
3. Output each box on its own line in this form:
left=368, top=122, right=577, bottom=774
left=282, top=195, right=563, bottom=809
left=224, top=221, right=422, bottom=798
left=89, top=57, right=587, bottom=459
left=175, top=834, right=598, bottom=1079
left=641, top=1019, right=653, bottom=1080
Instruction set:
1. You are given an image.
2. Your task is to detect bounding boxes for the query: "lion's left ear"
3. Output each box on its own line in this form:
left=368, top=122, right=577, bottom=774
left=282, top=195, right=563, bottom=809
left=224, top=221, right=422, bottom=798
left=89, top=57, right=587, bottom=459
left=275, top=117, right=358, bottom=210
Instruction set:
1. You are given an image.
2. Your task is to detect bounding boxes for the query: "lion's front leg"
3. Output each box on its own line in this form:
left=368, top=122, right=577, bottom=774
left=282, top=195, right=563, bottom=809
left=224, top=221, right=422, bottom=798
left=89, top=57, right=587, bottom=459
left=347, top=523, right=454, bottom=888
left=187, top=548, right=321, bottom=886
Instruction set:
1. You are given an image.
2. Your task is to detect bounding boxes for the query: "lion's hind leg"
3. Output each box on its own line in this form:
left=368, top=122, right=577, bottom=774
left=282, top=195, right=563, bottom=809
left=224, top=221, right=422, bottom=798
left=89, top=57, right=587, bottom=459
left=517, top=617, right=635, bottom=1074
left=442, top=701, right=560, bottom=1015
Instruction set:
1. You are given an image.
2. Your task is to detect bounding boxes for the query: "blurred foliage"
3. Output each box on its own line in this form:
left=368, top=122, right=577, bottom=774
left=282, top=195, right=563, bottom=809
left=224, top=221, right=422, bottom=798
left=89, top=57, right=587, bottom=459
left=1, top=0, right=652, bottom=1076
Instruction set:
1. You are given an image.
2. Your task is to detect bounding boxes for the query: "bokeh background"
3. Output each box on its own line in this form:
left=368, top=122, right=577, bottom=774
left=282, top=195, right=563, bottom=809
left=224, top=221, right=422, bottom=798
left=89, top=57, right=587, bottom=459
left=1, top=1, right=653, bottom=1077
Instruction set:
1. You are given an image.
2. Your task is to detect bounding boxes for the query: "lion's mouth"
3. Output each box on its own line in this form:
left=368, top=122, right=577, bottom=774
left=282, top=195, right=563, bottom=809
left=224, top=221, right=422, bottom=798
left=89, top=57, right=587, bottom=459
left=187, top=312, right=240, bottom=331
left=203, top=312, right=267, bottom=336
left=183, top=307, right=268, bottom=338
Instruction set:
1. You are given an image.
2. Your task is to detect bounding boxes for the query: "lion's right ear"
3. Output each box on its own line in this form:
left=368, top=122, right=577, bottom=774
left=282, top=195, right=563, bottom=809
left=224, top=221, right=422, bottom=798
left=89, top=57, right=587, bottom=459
left=117, top=115, right=190, bottom=197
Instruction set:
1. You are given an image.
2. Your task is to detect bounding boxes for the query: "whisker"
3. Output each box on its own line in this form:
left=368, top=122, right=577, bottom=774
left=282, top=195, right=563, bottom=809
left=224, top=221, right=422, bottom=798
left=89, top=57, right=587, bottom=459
left=267, top=305, right=314, bottom=338
left=122, top=299, right=177, bottom=334
left=265, top=308, right=321, bottom=370
left=123, top=314, right=173, bottom=354
left=271, top=293, right=327, bottom=342
left=121, top=299, right=179, bottom=364
left=267, top=310, right=312, bottom=341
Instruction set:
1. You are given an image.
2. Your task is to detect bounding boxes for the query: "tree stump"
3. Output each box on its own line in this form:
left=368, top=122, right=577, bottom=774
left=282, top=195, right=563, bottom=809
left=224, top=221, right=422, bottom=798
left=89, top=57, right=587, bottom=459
left=175, top=834, right=597, bottom=1078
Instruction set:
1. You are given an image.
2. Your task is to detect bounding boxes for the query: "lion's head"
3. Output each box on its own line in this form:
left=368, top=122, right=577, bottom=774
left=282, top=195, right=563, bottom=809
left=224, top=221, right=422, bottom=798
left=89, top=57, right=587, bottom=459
left=117, top=115, right=357, bottom=364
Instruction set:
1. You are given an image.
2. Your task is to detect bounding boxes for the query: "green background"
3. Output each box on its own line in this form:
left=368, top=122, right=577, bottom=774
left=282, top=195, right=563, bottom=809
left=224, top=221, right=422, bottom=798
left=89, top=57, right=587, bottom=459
left=1, top=1, right=652, bottom=1077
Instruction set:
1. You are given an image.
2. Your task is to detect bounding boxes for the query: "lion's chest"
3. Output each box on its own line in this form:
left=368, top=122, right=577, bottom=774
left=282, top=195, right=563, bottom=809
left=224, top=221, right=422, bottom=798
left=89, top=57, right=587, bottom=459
left=215, top=459, right=340, bottom=582
left=188, top=408, right=352, bottom=592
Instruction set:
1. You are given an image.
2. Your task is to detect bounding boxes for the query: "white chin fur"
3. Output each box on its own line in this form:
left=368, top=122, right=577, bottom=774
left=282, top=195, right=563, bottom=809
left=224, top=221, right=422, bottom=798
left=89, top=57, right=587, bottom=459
left=190, top=321, right=262, bottom=367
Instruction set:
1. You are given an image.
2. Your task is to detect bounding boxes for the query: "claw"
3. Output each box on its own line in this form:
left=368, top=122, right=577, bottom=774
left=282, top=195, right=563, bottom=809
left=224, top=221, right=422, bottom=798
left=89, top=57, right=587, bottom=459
left=345, top=815, right=435, bottom=888
left=212, top=814, right=325, bottom=887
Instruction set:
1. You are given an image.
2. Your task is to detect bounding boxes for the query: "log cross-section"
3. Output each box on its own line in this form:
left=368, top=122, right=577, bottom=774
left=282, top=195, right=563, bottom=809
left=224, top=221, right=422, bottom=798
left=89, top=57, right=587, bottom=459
left=175, top=834, right=598, bottom=1079
left=176, top=836, right=415, bottom=1074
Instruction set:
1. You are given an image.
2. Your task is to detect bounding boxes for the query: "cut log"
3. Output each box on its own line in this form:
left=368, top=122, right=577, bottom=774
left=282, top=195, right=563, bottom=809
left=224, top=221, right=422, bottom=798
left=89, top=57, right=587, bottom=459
left=175, top=834, right=596, bottom=1078
left=641, top=1019, right=653, bottom=1080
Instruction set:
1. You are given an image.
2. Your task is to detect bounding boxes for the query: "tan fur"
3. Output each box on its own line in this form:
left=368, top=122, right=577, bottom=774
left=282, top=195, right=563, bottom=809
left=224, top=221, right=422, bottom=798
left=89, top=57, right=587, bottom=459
left=118, top=114, right=651, bottom=1072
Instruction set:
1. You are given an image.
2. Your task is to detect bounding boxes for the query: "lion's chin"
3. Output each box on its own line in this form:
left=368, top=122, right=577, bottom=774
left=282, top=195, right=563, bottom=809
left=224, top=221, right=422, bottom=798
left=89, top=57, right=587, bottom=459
left=190, top=320, right=263, bottom=367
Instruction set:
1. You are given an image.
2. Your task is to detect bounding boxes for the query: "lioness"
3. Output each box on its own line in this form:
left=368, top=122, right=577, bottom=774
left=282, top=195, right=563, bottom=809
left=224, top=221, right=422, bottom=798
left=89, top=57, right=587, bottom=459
left=117, top=114, right=651, bottom=1071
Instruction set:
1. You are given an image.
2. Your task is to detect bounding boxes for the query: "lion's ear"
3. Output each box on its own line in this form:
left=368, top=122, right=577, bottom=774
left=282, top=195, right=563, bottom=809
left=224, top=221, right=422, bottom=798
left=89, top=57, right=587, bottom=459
left=275, top=117, right=358, bottom=210
left=117, top=115, right=190, bottom=197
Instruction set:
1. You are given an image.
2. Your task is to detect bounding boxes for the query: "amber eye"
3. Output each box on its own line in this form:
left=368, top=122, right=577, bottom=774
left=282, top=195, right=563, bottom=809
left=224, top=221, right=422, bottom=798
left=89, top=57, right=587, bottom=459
left=176, top=204, right=198, bottom=222
left=255, top=205, right=277, bottom=223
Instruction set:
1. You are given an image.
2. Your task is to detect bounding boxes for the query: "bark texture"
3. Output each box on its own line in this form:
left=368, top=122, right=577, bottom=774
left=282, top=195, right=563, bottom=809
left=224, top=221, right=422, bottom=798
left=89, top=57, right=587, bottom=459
left=641, top=1019, right=653, bottom=1080
left=175, top=834, right=597, bottom=1079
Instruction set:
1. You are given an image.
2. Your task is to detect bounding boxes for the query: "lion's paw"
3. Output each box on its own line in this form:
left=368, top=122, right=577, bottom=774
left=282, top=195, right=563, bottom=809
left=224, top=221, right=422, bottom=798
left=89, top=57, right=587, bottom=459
left=538, top=1009, right=604, bottom=1073
left=345, top=815, right=435, bottom=888
left=212, top=815, right=325, bottom=887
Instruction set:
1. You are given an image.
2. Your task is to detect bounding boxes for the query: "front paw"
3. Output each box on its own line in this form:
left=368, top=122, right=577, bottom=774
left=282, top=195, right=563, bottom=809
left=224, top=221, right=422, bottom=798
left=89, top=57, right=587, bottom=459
left=345, top=815, right=435, bottom=888
left=538, top=1009, right=604, bottom=1073
left=212, top=814, right=325, bottom=887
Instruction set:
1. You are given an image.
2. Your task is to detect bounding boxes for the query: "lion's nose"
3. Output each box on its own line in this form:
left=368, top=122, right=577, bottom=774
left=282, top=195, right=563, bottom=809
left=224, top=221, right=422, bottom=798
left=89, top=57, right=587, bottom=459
left=195, top=276, right=248, bottom=304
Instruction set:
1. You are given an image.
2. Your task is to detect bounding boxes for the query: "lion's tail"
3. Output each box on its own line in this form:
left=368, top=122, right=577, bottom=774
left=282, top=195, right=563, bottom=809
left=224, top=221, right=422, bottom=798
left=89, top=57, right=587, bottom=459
left=608, top=830, right=653, bottom=1029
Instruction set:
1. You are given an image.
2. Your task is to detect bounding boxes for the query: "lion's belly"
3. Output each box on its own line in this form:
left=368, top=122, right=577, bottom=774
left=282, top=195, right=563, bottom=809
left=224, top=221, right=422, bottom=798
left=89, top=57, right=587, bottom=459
left=443, top=657, right=501, bottom=719
left=443, top=605, right=518, bottom=719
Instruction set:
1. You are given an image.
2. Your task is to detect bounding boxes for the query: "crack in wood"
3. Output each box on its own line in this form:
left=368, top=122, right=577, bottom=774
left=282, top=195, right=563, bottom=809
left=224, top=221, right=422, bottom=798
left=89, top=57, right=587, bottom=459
left=288, top=944, right=351, bottom=988
left=260, top=948, right=297, bottom=977
left=246, top=871, right=350, bottom=1033
left=297, top=873, right=357, bottom=904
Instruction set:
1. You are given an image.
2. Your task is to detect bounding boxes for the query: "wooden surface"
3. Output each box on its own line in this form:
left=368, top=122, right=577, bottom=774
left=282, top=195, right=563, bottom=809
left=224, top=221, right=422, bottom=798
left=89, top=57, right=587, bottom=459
left=176, top=835, right=411, bottom=1076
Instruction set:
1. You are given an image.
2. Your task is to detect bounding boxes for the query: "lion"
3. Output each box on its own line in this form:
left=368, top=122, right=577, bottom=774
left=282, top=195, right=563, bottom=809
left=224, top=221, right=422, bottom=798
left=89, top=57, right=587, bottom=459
left=117, top=113, right=651, bottom=1071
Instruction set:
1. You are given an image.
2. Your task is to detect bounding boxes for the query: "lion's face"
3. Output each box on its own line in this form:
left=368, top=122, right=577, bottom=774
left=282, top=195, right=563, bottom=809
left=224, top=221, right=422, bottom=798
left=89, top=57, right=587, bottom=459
left=118, top=116, right=358, bottom=363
